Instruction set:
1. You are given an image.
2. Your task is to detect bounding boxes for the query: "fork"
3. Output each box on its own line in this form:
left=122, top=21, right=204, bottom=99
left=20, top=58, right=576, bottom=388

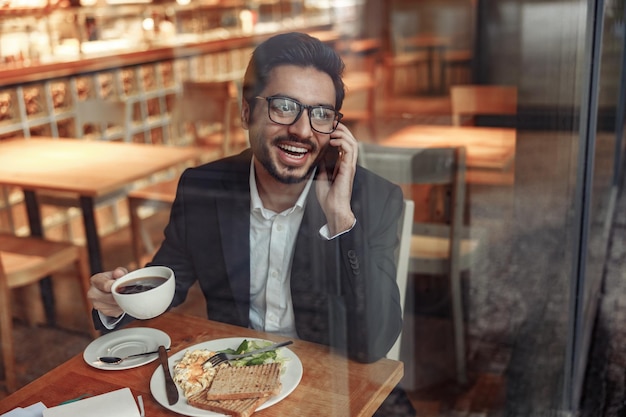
left=204, top=340, right=293, bottom=367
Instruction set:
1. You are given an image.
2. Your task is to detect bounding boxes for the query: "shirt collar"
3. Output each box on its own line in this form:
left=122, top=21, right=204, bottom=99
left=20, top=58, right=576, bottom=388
left=249, top=157, right=314, bottom=218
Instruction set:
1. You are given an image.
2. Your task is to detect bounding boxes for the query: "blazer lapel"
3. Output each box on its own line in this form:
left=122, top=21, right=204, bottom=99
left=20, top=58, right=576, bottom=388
left=291, top=191, right=326, bottom=293
left=291, top=190, right=339, bottom=345
left=217, top=152, right=252, bottom=325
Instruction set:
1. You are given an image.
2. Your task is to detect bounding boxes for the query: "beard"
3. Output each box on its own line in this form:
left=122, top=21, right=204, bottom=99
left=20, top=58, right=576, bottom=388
left=251, top=134, right=320, bottom=185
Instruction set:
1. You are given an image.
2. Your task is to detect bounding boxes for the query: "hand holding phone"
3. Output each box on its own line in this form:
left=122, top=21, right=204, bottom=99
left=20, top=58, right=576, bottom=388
left=314, top=127, right=357, bottom=236
left=322, top=145, right=341, bottom=182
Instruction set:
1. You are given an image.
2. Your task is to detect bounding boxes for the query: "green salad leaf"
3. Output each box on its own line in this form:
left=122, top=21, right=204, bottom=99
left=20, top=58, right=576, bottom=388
left=220, top=339, right=288, bottom=367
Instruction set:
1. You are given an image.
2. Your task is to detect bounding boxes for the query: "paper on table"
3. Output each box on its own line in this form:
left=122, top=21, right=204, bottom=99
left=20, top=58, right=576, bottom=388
left=1, top=402, right=46, bottom=417
left=42, top=388, right=140, bottom=417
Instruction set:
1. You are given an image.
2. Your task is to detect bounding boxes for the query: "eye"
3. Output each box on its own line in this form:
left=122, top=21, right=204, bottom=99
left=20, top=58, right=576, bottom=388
left=310, top=107, right=335, bottom=121
left=271, top=98, right=299, bottom=114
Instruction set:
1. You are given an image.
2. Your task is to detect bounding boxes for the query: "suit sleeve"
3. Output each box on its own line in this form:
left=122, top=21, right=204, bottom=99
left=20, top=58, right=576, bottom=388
left=91, top=170, right=198, bottom=332
left=149, top=170, right=202, bottom=310
left=338, top=180, right=404, bottom=363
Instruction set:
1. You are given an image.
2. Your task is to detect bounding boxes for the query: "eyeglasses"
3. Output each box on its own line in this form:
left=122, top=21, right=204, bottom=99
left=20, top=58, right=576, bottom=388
left=256, top=96, right=342, bottom=134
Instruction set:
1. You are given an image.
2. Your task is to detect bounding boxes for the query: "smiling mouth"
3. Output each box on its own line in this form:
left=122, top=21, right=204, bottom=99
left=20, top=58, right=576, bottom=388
left=278, top=143, right=309, bottom=159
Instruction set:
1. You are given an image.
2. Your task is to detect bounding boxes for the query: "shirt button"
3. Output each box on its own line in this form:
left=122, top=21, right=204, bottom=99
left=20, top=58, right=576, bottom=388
left=276, top=224, right=283, bottom=231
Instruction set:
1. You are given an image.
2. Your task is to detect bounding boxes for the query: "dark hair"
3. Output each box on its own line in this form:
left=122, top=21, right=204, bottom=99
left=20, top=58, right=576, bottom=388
left=242, top=32, right=345, bottom=114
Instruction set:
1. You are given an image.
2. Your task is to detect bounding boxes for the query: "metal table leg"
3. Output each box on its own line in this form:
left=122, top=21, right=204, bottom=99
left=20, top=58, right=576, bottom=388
left=23, top=190, right=56, bottom=326
left=79, top=196, right=103, bottom=275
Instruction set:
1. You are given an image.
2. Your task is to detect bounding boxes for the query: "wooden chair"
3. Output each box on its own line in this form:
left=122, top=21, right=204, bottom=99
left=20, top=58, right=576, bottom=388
left=440, top=49, right=473, bottom=91
left=0, top=187, right=18, bottom=234
left=0, top=233, right=97, bottom=392
left=387, top=199, right=414, bottom=362
left=128, top=178, right=177, bottom=268
left=359, top=143, right=485, bottom=385
left=382, top=34, right=430, bottom=97
left=75, top=98, right=132, bottom=142
left=337, top=38, right=380, bottom=140
left=171, top=79, right=247, bottom=160
left=450, top=85, right=517, bottom=126
left=127, top=79, right=247, bottom=267
left=382, top=52, right=430, bottom=97
left=35, top=98, right=133, bottom=243
left=336, top=37, right=381, bottom=74
left=341, top=71, right=377, bottom=140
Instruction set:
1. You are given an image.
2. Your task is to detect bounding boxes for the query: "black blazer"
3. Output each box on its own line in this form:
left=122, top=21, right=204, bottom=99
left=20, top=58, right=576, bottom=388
left=110, top=149, right=403, bottom=363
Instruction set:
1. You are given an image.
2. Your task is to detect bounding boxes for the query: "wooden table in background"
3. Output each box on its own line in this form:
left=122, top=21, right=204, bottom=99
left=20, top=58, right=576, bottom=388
left=381, top=124, right=517, bottom=185
left=0, top=137, right=199, bottom=274
left=0, top=312, right=403, bottom=417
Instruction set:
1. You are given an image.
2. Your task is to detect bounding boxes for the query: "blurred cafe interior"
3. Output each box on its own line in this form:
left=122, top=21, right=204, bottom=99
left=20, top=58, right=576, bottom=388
left=1, top=0, right=626, bottom=416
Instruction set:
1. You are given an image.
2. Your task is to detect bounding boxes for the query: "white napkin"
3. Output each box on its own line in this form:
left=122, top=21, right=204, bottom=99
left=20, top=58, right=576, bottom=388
left=42, top=388, right=140, bottom=417
left=1, top=402, right=46, bottom=417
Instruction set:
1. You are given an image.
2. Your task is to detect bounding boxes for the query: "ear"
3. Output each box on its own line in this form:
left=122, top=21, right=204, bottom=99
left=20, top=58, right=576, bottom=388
left=241, top=100, right=250, bottom=130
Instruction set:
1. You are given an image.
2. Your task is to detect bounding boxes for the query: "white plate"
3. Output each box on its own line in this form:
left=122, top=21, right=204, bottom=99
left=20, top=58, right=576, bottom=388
left=150, top=337, right=303, bottom=416
left=83, top=327, right=171, bottom=370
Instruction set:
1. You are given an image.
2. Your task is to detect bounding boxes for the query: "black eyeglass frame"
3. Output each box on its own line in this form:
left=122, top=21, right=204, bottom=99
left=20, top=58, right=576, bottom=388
left=255, top=96, right=343, bottom=134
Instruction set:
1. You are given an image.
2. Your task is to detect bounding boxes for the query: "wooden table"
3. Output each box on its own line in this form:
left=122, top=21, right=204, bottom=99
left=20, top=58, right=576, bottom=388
left=0, top=312, right=403, bottom=417
left=0, top=137, right=199, bottom=274
left=380, top=124, right=517, bottom=185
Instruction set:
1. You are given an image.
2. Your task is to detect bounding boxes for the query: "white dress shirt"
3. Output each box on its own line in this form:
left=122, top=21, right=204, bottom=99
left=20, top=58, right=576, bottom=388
left=248, top=159, right=312, bottom=338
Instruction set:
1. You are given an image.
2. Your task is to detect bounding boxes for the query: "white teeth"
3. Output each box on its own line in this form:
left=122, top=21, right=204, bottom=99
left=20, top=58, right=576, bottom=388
left=279, top=144, right=307, bottom=155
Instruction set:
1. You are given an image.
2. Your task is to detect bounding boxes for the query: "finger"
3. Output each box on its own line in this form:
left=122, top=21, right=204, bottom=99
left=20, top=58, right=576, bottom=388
left=88, top=282, right=124, bottom=316
left=87, top=286, right=117, bottom=309
left=94, top=298, right=120, bottom=311
left=333, top=123, right=358, bottom=145
left=90, top=272, right=111, bottom=293
left=112, top=266, right=128, bottom=278
left=90, top=267, right=128, bottom=293
left=331, top=142, right=357, bottom=173
left=330, top=130, right=357, bottom=163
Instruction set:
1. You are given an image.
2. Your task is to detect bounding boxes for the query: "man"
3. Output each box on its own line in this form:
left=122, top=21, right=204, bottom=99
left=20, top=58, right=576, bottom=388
left=88, top=32, right=404, bottom=364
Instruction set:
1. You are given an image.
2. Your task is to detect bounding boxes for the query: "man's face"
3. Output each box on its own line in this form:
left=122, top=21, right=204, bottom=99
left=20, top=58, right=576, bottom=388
left=242, top=65, right=336, bottom=184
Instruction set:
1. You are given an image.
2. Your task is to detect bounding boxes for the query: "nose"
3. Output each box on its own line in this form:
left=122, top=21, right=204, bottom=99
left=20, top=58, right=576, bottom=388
left=287, top=108, right=313, bottom=138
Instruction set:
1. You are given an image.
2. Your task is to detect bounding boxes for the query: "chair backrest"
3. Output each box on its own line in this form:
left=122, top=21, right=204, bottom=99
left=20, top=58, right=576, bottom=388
left=450, top=85, right=517, bottom=126
left=359, top=142, right=467, bottom=262
left=172, top=80, right=238, bottom=155
left=387, top=198, right=414, bottom=361
left=337, top=37, right=381, bottom=74
left=75, top=98, right=130, bottom=142
left=359, top=143, right=462, bottom=199
left=341, top=72, right=377, bottom=138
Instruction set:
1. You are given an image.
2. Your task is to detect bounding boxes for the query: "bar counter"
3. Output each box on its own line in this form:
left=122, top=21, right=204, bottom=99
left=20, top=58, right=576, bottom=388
left=0, top=23, right=337, bottom=86
left=0, top=22, right=338, bottom=141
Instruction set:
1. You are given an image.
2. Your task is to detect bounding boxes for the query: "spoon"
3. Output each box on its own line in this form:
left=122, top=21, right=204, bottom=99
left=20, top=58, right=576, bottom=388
left=98, top=348, right=169, bottom=364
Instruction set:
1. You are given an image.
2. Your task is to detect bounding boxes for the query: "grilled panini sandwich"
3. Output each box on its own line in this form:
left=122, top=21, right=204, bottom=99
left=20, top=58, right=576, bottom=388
left=187, top=362, right=282, bottom=416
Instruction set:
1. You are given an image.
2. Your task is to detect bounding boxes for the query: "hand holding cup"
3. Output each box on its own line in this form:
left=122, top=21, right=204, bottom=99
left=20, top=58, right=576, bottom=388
left=110, top=266, right=175, bottom=320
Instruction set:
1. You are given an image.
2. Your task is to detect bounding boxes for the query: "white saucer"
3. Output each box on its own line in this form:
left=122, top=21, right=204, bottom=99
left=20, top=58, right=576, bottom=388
left=83, top=327, right=171, bottom=370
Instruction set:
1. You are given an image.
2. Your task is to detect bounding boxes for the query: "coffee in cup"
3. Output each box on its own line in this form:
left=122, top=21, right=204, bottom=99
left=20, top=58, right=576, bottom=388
left=111, top=266, right=175, bottom=319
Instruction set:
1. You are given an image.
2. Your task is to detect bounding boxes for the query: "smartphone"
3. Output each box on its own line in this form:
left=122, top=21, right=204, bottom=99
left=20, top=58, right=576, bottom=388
left=322, top=145, right=340, bottom=182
